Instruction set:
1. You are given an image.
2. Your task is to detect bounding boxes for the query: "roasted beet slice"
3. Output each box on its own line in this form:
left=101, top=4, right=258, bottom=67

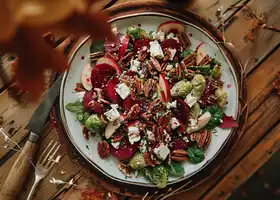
left=110, top=143, right=138, bottom=161
left=172, top=98, right=190, bottom=125
left=171, top=138, right=188, bottom=150
left=104, top=77, right=120, bottom=104
left=133, top=38, right=151, bottom=51
left=91, top=64, right=116, bottom=88
left=124, top=70, right=138, bottom=77
left=122, top=97, right=148, bottom=112
left=161, top=39, right=181, bottom=50
left=83, top=91, right=103, bottom=113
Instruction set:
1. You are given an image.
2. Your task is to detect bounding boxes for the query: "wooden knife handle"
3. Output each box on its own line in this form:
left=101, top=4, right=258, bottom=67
left=0, top=140, right=37, bottom=200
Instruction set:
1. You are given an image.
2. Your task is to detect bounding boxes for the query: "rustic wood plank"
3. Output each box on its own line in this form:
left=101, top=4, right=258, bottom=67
left=169, top=92, right=280, bottom=200
left=224, top=0, right=280, bottom=74
left=202, top=122, right=280, bottom=200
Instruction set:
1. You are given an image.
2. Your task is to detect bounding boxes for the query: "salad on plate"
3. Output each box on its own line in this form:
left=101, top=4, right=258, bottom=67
left=66, top=21, right=238, bottom=188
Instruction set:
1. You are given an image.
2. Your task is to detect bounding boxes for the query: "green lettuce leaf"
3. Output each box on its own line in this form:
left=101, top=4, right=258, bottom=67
left=90, top=40, right=105, bottom=53
left=203, top=105, right=223, bottom=129
left=66, top=101, right=84, bottom=113
left=166, top=162, right=185, bottom=176
left=187, top=146, right=205, bottom=164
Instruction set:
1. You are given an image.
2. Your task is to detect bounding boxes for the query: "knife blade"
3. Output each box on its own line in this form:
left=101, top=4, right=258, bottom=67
left=27, top=74, right=63, bottom=142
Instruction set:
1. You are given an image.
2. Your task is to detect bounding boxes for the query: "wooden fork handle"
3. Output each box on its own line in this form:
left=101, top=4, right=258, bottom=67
left=0, top=140, right=37, bottom=200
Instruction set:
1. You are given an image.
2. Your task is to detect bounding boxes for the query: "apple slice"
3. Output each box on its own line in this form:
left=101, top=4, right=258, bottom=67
left=96, top=57, right=122, bottom=75
left=81, top=63, right=93, bottom=91
left=157, top=21, right=185, bottom=34
left=159, top=74, right=171, bottom=102
left=119, top=35, right=130, bottom=57
left=104, top=77, right=121, bottom=104
left=196, top=42, right=208, bottom=65
left=156, top=84, right=166, bottom=102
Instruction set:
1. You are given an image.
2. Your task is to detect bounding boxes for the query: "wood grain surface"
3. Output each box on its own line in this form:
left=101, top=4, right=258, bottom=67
left=0, top=0, right=279, bottom=200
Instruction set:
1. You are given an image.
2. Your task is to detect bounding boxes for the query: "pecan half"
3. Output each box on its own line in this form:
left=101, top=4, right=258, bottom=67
left=126, top=104, right=141, bottom=120
left=163, top=48, right=171, bottom=61
left=138, top=51, right=149, bottom=62
left=171, top=150, right=188, bottom=162
left=118, top=163, right=132, bottom=177
left=161, top=61, right=168, bottom=71
left=178, top=32, right=191, bottom=50
left=149, top=57, right=161, bottom=72
left=190, top=130, right=212, bottom=150
left=144, top=152, right=157, bottom=167
left=82, top=126, right=90, bottom=140
left=182, top=53, right=196, bottom=65
left=75, top=82, right=86, bottom=92
left=119, top=52, right=134, bottom=68
left=211, top=79, right=224, bottom=89
left=106, top=52, right=119, bottom=62
left=98, top=141, right=110, bottom=159
left=89, top=52, right=105, bottom=61
left=198, top=55, right=212, bottom=66
left=147, top=98, right=162, bottom=113
left=162, top=111, right=172, bottom=128
left=155, top=126, right=164, bottom=142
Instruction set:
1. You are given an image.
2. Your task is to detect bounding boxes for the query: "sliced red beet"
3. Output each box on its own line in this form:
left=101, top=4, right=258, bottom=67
left=83, top=91, right=103, bottom=113
left=104, top=77, right=121, bottom=104
left=122, top=97, right=148, bottom=112
left=91, top=64, right=117, bottom=88
left=161, top=39, right=181, bottom=50
left=110, top=143, right=138, bottom=161
left=172, top=98, right=190, bottom=125
left=171, top=138, right=187, bottom=150
left=133, top=38, right=151, bottom=51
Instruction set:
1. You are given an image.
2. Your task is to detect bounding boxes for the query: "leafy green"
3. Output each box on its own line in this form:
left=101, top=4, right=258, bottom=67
left=141, top=165, right=168, bottom=188
left=187, top=146, right=205, bottom=164
left=90, top=40, right=105, bottom=53
left=66, top=101, right=84, bottom=113
left=212, top=64, right=222, bottom=79
left=189, top=65, right=211, bottom=75
left=129, top=152, right=147, bottom=170
left=76, top=112, right=90, bottom=124
left=85, top=114, right=102, bottom=132
left=126, top=26, right=147, bottom=40
left=166, top=162, right=185, bottom=176
left=180, top=49, right=193, bottom=58
left=203, top=105, right=223, bottom=129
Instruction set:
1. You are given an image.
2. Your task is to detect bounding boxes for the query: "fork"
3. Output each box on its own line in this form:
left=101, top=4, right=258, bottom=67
left=26, top=141, right=61, bottom=200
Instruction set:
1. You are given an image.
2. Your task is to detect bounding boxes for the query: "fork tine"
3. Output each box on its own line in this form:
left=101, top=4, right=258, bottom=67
left=45, top=144, right=61, bottom=168
left=41, top=142, right=58, bottom=166
left=48, top=155, right=61, bottom=169
left=38, top=140, right=53, bottom=164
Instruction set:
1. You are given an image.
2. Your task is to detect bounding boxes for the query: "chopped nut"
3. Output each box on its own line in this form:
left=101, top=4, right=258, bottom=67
left=149, top=57, right=161, bottom=72
left=178, top=32, right=191, bottom=50
left=106, top=52, right=119, bottom=61
left=118, top=163, right=132, bottom=177
left=171, top=150, right=188, bottom=162
left=98, top=141, right=110, bottom=159
left=89, top=52, right=105, bottom=61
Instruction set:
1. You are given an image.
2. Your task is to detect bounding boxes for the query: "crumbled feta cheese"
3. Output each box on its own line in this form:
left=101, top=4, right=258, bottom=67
left=153, top=143, right=170, bottom=160
left=76, top=91, right=85, bottom=102
left=170, top=117, right=180, bottom=130
left=189, top=118, right=197, bottom=127
left=111, top=141, right=120, bottom=149
left=183, top=136, right=189, bottom=143
left=128, top=126, right=141, bottom=144
left=110, top=104, right=119, bottom=109
left=116, top=83, right=130, bottom=99
left=166, top=64, right=173, bottom=71
left=152, top=31, right=165, bottom=41
left=166, top=100, right=177, bottom=109
left=130, top=59, right=141, bottom=72
left=169, top=48, right=177, bottom=60
left=149, top=41, right=164, bottom=59
left=104, top=108, right=120, bottom=121
left=147, top=130, right=155, bottom=142
left=185, top=92, right=198, bottom=108
left=173, top=37, right=180, bottom=43
left=139, top=139, right=147, bottom=153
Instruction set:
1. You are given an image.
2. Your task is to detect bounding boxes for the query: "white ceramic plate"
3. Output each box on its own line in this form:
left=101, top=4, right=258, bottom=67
left=59, top=13, right=238, bottom=187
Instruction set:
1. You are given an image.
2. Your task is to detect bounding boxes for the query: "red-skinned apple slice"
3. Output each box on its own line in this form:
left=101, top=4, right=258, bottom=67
left=196, top=42, right=207, bottom=65
left=172, top=97, right=190, bottom=125
left=119, top=35, right=130, bottom=57
left=81, top=63, right=92, bottom=91
left=159, top=74, right=171, bottom=102
left=157, top=21, right=185, bottom=34
left=104, top=77, right=121, bottom=104
left=156, top=84, right=166, bottom=102
left=96, top=57, right=122, bottom=75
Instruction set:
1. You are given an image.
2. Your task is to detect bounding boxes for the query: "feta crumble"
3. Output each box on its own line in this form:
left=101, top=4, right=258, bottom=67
left=147, top=130, right=155, bottom=142
left=128, top=126, right=141, bottom=144
left=130, top=59, right=141, bottom=72
left=110, top=104, right=119, bottom=109
left=104, top=108, right=120, bottom=121
left=166, top=64, right=173, bottom=71
left=185, top=92, right=198, bottom=108
left=163, top=129, right=171, bottom=143
left=169, top=48, right=177, bottom=60
left=111, top=141, right=120, bottom=149
left=152, top=31, right=165, bottom=41
left=116, top=83, right=130, bottom=99
left=153, top=143, right=170, bottom=160
left=170, top=117, right=180, bottom=130
left=76, top=91, right=85, bottom=102
left=166, top=100, right=177, bottom=109
left=139, top=139, right=147, bottom=153
left=149, top=41, right=164, bottom=59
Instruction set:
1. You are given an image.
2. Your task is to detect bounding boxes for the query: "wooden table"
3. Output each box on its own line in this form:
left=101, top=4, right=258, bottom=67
left=0, top=0, right=279, bottom=199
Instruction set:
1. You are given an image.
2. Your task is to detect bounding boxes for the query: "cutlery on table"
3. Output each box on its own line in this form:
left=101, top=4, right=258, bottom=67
left=0, top=75, right=63, bottom=200
left=26, top=141, right=61, bottom=200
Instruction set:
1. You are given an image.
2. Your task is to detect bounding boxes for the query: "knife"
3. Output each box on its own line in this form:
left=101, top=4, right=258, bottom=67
left=0, top=75, right=63, bottom=200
